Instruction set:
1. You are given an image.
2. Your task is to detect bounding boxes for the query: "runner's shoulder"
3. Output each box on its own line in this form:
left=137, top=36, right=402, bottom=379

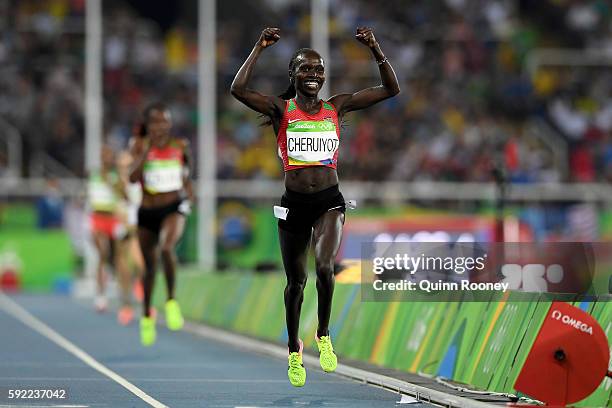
left=171, top=137, right=190, bottom=151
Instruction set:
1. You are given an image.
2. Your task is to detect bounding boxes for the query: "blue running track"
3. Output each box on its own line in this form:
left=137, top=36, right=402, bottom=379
left=0, top=294, right=435, bottom=408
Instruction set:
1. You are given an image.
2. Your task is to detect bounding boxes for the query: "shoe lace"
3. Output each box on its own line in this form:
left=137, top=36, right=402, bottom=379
left=288, top=353, right=302, bottom=369
left=319, top=336, right=333, bottom=354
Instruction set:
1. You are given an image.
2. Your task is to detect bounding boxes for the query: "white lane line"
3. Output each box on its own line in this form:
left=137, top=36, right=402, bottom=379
left=0, top=294, right=168, bottom=408
left=182, top=321, right=498, bottom=408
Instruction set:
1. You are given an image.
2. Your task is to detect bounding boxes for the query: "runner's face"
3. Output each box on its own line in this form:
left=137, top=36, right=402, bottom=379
left=292, top=52, right=325, bottom=98
left=101, top=146, right=114, bottom=169
left=148, top=109, right=172, bottom=146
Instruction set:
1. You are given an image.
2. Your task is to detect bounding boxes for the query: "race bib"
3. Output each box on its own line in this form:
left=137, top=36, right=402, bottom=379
left=89, top=182, right=116, bottom=210
left=286, top=120, right=338, bottom=166
left=143, top=160, right=183, bottom=193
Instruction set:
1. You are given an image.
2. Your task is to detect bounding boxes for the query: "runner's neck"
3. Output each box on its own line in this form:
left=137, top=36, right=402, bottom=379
left=295, top=96, right=321, bottom=114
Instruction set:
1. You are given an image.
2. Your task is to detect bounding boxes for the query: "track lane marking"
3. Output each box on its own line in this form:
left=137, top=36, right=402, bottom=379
left=0, top=294, right=168, bottom=408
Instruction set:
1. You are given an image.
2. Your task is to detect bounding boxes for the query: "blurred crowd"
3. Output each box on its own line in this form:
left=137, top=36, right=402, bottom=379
left=0, top=0, right=85, bottom=176
left=1, top=0, right=612, bottom=182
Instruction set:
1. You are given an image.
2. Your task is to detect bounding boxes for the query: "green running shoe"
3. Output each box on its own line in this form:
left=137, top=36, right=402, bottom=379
left=140, top=316, right=156, bottom=346
left=315, top=334, right=337, bottom=372
left=165, top=299, right=184, bottom=331
left=288, top=339, right=306, bottom=387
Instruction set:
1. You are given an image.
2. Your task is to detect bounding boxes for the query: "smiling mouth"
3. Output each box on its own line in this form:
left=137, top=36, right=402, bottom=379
left=304, top=80, right=320, bottom=89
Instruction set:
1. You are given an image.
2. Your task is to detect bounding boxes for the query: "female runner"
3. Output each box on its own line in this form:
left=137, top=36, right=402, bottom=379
left=231, top=27, right=399, bottom=386
left=129, top=102, right=194, bottom=346
left=88, top=145, right=130, bottom=316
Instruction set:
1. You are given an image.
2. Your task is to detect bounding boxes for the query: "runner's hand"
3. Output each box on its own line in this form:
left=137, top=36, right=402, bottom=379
left=258, top=27, right=280, bottom=48
left=355, top=27, right=378, bottom=48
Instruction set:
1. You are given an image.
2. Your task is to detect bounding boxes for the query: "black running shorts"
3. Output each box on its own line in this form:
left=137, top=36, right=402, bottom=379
left=277, top=184, right=346, bottom=234
left=138, top=200, right=189, bottom=235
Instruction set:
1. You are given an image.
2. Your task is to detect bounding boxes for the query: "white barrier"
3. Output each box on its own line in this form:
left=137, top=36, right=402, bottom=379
left=2, top=177, right=612, bottom=202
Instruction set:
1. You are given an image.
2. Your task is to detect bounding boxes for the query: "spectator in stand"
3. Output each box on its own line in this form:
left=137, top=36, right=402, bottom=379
left=2, top=0, right=612, bottom=183
left=36, top=178, right=64, bottom=229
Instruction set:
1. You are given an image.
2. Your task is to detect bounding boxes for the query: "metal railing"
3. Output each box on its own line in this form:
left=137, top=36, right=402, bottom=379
left=525, top=47, right=612, bottom=78
left=28, top=152, right=79, bottom=179
left=2, top=178, right=612, bottom=203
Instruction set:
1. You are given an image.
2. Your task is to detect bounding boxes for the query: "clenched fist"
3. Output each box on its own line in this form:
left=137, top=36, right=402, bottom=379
left=355, top=27, right=378, bottom=48
left=257, top=27, right=280, bottom=48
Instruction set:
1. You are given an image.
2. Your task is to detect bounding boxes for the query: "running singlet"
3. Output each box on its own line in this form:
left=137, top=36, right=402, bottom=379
left=142, top=140, right=184, bottom=194
left=277, top=99, right=340, bottom=171
left=89, top=171, right=119, bottom=212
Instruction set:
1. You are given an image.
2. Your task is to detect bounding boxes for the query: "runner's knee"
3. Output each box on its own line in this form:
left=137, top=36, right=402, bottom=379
left=315, top=260, right=334, bottom=280
left=160, top=246, right=174, bottom=259
left=286, top=275, right=307, bottom=296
